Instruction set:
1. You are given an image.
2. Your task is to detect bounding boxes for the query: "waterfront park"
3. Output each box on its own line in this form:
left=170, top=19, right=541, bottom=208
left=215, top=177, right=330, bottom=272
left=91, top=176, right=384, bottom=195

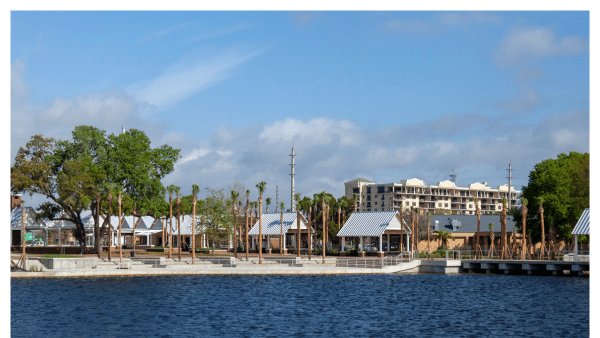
left=10, top=127, right=589, bottom=278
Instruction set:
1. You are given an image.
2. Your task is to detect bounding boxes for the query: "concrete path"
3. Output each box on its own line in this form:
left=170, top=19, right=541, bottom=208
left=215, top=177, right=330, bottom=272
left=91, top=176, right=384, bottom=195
left=11, top=256, right=421, bottom=278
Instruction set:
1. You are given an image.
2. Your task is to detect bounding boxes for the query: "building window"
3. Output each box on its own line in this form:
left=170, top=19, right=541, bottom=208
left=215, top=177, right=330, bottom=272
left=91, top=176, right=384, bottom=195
left=353, top=188, right=359, bottom=194
left=377, top=186, right=385, bottom=194
left=375, top=202, right=378, bottom=205
left=374, top=195, right=377, bottom=198
left=366, top=187, right=371, bottom=194
left=381, top=195, right=385, bottom=200
left=367, top=195, right=371, bottom=201
left=367, top=202, right=371, bottom=207
left=445, top=203, right=448, bottom=207
left=412, top=202, right=416, bottom=206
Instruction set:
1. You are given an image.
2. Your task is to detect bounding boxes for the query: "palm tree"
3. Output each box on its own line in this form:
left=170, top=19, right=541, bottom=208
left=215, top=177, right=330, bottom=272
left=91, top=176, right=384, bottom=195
left=256, top=182, right=267, bottom=264
left=501, top=198, right=508, bottom=260
left=474, top=197, right=481, bottom=258
left=230, top=190, right=239, bottom=259
left=352, top=192, right=358, bottom=212
left=174, top=186, right=182, bottom=261
left=266, top=197, right=271, bottom=213
left=434, top=229, right=454, bottom=249
left=166, top=185, right=176, bottom=259
left=280, top=202, right=284, bottom=254
left=520, top=197, right=528, bottom=260
left=245, top=189, right=250, bottom=260
left=488, top=223, right=495, bottom=258
left=191, top=184, right=200, bottom=263
left=538, top=197, right=545, bottom=259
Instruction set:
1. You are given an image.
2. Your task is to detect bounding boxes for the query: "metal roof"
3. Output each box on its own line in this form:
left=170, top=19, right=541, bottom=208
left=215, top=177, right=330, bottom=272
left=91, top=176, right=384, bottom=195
left=572, top=208, right=589, bottom=235
left=336, top=211, right=409, bottom=237
left=248, top=213, right=309, bottom=236
left=10, top=207, right=48, bottom=229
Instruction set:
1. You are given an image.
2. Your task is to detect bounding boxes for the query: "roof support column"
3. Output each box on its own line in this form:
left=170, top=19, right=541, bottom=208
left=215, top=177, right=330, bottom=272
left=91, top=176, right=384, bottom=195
left=341, top=237, right=345, bottom=251
left=379, top=235, right=382, bottom=252
left=283, top=233, right=286, bottom=250
left=387, top=233, right=390, bottom=252
left=575, top=235, right=578, bottom=261
left=360, top=236, right=364, bottom=251
left=58, top=229, right=61, bottom=246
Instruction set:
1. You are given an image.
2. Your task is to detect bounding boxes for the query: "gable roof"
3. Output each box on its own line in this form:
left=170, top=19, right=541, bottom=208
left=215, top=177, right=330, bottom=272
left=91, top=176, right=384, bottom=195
left=572, top=208, right=589, bottom=235
left=337, top=211, right=410, bottom=237
left=11, top=207, right=48, bottom=229
left=248, top=212, right=309, bottom=236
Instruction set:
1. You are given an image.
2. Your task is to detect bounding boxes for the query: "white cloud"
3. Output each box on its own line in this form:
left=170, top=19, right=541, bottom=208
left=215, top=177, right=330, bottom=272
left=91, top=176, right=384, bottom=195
left=11, top=62, right=589, bottom=207
left=129, top=49, right=261, bottom=107
left=137, top=21, right=195, bottom=44
left=494, top=27, right=587, bottom=67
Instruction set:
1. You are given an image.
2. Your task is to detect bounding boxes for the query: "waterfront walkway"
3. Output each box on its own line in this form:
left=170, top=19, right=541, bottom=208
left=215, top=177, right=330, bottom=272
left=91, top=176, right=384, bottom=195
left=11, top=254, right=589, bottom=278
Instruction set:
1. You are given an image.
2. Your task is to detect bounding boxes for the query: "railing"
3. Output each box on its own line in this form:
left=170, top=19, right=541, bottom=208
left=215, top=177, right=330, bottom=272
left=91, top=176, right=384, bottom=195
left=417, top=249, right=590, bottom=262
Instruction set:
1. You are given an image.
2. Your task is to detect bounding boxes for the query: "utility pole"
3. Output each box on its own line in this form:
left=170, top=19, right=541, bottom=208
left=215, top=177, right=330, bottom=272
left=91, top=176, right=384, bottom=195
left=507, top=161, right=513, bottom=210
left=290, top=146, right=296, bottom=212
left=449, top=168, right=457, bottom=184
left=275, top=186, right=279, bottom=212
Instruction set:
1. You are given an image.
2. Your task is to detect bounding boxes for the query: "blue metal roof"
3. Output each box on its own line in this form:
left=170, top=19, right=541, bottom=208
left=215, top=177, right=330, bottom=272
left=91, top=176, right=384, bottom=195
left=572, top=208, right=589, bottom=235
left=336, top=211, right=409, bottom=237
left=248, top=212, right=308, bottom=236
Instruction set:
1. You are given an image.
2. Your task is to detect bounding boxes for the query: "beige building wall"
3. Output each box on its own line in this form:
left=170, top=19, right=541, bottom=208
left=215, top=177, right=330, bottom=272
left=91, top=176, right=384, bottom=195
left=345, top=178, right=519, bottom=215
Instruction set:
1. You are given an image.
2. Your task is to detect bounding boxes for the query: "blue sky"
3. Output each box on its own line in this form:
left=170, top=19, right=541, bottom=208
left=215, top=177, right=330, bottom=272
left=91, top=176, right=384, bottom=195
left=10, top=11, right=590, bottom=206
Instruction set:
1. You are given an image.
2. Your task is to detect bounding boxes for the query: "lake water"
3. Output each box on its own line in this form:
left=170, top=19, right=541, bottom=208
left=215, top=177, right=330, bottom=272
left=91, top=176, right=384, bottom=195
left=11, top=274, right=588, bottom=337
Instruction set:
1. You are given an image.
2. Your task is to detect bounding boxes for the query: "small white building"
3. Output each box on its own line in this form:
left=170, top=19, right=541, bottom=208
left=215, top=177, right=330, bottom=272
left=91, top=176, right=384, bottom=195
left=248, top=212, right=311, bottom=251
left=337, top=211, right=412, bottom=255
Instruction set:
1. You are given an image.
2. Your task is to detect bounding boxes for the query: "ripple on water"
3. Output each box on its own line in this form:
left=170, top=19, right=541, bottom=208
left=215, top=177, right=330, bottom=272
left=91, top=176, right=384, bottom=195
left=11, top=274, right=588, bottom=337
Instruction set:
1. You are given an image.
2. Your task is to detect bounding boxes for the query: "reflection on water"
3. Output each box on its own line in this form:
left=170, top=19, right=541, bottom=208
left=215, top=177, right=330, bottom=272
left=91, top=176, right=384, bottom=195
left=12, top=274, right=588, bottom=337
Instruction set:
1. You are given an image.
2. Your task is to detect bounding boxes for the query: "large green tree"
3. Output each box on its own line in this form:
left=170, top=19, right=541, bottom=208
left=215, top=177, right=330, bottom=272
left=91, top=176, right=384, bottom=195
left=512, top=152, right=589, bottom=245
left=11, top=126, right=180, bottom=254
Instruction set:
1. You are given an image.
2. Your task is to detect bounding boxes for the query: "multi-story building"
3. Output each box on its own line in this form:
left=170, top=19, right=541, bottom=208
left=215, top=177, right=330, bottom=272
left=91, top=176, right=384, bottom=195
left=344, top=178, right=520, bottom=215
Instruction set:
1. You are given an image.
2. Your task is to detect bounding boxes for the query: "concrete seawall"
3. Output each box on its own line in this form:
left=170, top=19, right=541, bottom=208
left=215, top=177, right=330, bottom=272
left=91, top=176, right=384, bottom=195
left=11, top=256, right=588, bottom=278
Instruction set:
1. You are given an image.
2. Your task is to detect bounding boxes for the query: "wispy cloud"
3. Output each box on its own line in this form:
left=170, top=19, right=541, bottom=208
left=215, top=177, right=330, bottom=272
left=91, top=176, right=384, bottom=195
left=496, top=84, right=543, bottom=113
left=494, top=27, right=587, bottom=67
left=440, top=12, right=502, bottom=25
left=380, top=11, right=500, bottom=37
left=137, top=21, right=195, bottom=44
left=186, top=22, right=260, bottom=43
left=129, top=48, right=262, bottom=107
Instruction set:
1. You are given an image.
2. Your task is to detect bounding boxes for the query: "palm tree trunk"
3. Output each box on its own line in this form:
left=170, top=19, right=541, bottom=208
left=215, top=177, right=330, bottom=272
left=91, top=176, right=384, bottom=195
left=118, top=193, right=122, bottom=262
left=132, top=214, right=136, bottom=252
left=410, top=209, right=415, bottom=251
left=95, top=193, right=101, bottom=258
left=475, top=207, right=481, bottom=259
left=280, top=208, right=284, bottom=255
left=259, top=198, right=263, bottom=264
left=296, top=207, right=301, bottom=258
left=540, top=206, right=545, bottom=259
left=169, top=196, right=173, bottom=259
left=245, top=204, right=249, bottom=260
left=308, top=206, right=312, bottom=260
left=427, top=213, right=430, bottom=258
left=107, top=194, right=112, bottom=262
left=177, top=200, right=181, bottom=261
left=322, top=199, right=326, bottom=263
left=192, top=200, right=197, bottom=263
